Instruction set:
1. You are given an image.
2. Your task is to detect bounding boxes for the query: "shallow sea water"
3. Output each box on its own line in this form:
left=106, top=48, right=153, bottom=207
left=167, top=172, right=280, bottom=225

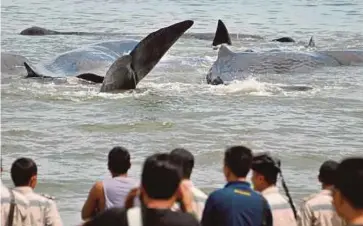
left=1, top=0, right=363, bottom=224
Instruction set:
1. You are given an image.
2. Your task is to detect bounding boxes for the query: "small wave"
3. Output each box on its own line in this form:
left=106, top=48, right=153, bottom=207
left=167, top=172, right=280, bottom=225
left=5, top=78, right=151, bottom=102
left=210, top=78, right=272, bottom=96
left=77, top=121, right=174, bottom=133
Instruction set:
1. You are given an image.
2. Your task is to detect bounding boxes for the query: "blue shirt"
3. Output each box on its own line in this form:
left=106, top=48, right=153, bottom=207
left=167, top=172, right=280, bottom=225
left=201, top=181, right=273, bottom=226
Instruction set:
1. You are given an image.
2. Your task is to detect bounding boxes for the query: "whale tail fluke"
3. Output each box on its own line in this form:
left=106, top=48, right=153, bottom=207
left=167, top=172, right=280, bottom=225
left=129, top=20, right=194, bottom=83
left=212, top=19, right=232, bottom=47
left=307, top=36, right=315, bottom=47
left=99, top=20, right=194, bottom=92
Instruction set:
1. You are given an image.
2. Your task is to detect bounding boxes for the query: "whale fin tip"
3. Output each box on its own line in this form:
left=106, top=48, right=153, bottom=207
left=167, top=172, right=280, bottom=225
left=212, top=19, right=232, bottom=47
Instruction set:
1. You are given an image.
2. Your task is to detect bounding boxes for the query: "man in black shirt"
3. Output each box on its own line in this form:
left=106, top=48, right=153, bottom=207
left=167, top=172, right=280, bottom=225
left=82, top=153, right=200, bottom=226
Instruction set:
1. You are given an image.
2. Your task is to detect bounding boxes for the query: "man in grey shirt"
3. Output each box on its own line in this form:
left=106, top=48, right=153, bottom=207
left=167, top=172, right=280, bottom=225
left=81, top=146, right=139, bottom=220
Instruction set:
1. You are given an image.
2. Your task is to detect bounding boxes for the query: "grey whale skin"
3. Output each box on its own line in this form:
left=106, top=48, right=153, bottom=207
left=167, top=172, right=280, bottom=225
left=207, top=19, right=363, bottom=86
left=19, top=25, right=297, bottom=43
left=8, top=20, right=193, bottom=93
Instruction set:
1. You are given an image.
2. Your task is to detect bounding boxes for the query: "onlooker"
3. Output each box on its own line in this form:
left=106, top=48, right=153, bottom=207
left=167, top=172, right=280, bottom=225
left=201, top=145, right=273, bottom=226
left=251, top=152, right=298, bottom=226
left=1, top=158, right=31, bottom=226
left=81, top=146, right=139, bottom=220
left=332, top=157, right=363, bottom=226
left=81, top=153, right=200, bottom=226
left=169, top=148, right=208, bottom=221
left=10, top=157, right=63, bottom=226
left=299, top=160, right=346, bottom=226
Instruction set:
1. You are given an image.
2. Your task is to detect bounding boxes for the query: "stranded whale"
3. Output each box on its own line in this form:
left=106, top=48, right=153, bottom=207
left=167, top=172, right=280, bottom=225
left=19, top=24, right=299, bottom=44
left=4, top=20, right=194, bottom=92
left=206, top=20, right=363, bottom=86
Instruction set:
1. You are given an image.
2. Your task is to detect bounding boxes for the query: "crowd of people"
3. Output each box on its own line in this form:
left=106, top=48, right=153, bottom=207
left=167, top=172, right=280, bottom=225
left=1, top=145, right=362, bottom=226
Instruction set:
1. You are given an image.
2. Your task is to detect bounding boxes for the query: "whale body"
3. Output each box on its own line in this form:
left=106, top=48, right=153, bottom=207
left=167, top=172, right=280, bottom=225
left=2, top=20, right=194, bottom=93
left=19, top=25, right=300, bottom=44
left=206, top=20, right=363, bottom=85
left=23, top=40, right=140, bottom=83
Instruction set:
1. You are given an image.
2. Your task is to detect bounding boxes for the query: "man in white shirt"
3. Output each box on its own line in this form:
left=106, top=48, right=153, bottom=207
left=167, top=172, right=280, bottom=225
left=169, top=148, right=208, bottom=221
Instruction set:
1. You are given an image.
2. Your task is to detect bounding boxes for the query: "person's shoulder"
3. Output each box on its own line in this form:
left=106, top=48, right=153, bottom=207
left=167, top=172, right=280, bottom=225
left=33, top=192, right=57, bottom=205
left=11, top=189, right=30, bottom=206
left=205, top=188, right=226, bottom=203
left=301, top=192, right=322, bottom=205
left=94, top=181, right=104, bottom=189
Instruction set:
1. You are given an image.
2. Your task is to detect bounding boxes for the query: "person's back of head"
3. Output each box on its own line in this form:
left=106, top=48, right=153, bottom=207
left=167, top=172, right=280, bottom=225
left=142, top=153, right=182, bottom=201
left=169, top=148, right=194, bottom=179
left=333, top=157, right=363, bottom=223
left=223, top=145, right=253, bottom=180
left=11, top=157, right=37, bottom=188
left=108, top=146, right=131, bottom=176
left=318, top=160, right=339, bottom=187
left=251, top=152, right=281, bottom=188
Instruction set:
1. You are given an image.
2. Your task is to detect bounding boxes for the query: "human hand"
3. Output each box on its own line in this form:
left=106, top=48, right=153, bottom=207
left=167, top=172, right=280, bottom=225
left=177, top=181, right=194, bottom=213
left=125, top=187, right=140, bottom=209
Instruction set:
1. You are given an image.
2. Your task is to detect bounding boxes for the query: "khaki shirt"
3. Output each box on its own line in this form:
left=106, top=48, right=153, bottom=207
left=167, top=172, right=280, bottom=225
left=13, top=186, right=63, bottom=226
left=261, top=186, right=298, bottom=226
left=298, top=189, right=346, bottom=226
left=1, top=180, right=31, bottom=226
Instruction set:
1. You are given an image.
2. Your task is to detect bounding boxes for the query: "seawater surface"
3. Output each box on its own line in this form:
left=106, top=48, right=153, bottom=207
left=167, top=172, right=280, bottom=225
left=1, top=0, right=363, bottom=224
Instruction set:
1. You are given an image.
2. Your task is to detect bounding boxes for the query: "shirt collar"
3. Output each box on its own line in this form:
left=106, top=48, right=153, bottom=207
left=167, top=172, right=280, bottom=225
left=225, top=180, right=251, bottom=188
left=320, top=189, right=333, bottom=196
left=12, top=186, right=34, bottom=194
left=262, top=185, right=279, bottom=195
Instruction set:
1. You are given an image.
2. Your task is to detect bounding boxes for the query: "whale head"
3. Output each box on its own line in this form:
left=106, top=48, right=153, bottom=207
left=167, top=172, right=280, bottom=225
left=20, top=26, right=59, bottom=35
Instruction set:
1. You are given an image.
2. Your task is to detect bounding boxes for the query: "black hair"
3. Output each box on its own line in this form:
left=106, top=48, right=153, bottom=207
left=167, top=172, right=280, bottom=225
left=318, top=160, right=339, bottom=185
left=141, top=153, right=182, bottom=200
left=107, top=146, right=131, bottom=175
left=11, top=157, right=37, bottom=186
left=334, top=157, right=363, bottom=209
left=224, top=145, right=253, bottom=177
left=169, top=148, right=194, bottom=179
left=82, top=207, right=125, bottom=226
left=252, top=154, right=280, bottom=185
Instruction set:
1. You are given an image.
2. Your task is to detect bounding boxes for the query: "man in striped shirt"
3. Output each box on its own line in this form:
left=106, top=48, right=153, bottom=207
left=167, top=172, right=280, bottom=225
left=298, top=160, right=346, bottom=226
left=251, top=152, right=298, bottom=226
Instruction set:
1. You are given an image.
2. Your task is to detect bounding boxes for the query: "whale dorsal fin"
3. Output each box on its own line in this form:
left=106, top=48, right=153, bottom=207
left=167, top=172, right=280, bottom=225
left=76, top=73, right=104, bottom=83
left=24, top=62, right=42, bottom=78
left=212, top=19, right=232, bottom=47
left=307, top=36, right=315, bottom=47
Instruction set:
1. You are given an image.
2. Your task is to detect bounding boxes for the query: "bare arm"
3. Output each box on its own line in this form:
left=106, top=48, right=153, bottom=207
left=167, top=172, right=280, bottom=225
left=81, top=181, right=104, bottom=221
